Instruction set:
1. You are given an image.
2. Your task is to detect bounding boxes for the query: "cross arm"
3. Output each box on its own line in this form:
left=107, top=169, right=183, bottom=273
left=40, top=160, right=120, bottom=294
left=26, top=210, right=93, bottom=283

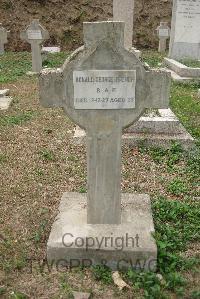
left=39, top=68, right=64, bottom=108
left=145, top=69, right=171, bottom=109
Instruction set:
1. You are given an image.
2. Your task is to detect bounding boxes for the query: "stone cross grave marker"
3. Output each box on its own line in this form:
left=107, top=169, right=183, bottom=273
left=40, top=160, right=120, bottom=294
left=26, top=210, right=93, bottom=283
left=0, top=23, right=9, bottom=54
left=156, top=22, right=170, bottom=53
left=39, top=21, right=170, bottom=270
left=169, top=0, right=200, bottom=60
left=20, top=19, right=49, bottom=73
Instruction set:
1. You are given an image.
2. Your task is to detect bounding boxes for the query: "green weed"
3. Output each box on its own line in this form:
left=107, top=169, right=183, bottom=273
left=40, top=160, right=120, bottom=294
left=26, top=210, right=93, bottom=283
left=179, top=59, right=200, bottom=68
left=167, top=178, right=188, bottom=196
left=92, top=265, right=113, bottom=284
left=0, top=111, right=35, bottom=127
left=10, top=291, right=28, bottom=299
left=43, top=52, right=69, bottom=68
left=142, top=50, right=165, bottom=68
left=32, top=220, right=48, bottom=244
left=79, top=186, right=87, bottom=193
left=39, top=149, right=55, bottom=161
left=0, top=153, right=7, bottom=163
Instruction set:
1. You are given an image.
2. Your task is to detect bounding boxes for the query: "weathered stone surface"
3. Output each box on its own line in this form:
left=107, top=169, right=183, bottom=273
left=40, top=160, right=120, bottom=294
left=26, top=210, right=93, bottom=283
left=47, top=192, right=157, bottom=271
left=20, top=19, right=49, bottom=73
left=169, top=0, right=200, bottom=60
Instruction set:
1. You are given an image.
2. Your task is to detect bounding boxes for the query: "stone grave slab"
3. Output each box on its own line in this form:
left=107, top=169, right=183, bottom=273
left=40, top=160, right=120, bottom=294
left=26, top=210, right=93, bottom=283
left=74, top=108, right=194, bottom=150
left=39, top=21, right=171, bottom=270
left=42, top=46, right=60, bottom=53
left=42, top=46, right=61, bottom=62
left=20, top=19, right=49, bottom=73
left=164, top=58, right=200, bottom=82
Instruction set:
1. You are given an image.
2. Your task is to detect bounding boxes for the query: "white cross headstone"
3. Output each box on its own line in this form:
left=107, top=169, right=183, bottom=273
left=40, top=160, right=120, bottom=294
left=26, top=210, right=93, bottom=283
left=20, top=19, right=49, bottom=73
left=156, top=22, right=170, bottom=53
left=169, top=0, right=200, bottom=60
left=0, top=23, right=9, bottom=54
left=39, top=21, right=171, bottom=270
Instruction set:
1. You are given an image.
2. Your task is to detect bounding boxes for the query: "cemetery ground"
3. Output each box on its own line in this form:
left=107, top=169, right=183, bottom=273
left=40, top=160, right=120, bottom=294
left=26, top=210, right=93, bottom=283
left=0, top=51, right=199, bottom=299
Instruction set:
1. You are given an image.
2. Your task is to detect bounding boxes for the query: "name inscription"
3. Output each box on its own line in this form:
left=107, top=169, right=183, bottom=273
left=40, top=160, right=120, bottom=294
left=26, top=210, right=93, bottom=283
left=27, top=30, right=42, bottom=40
left=73, top=70, right=136, bottom=110
left=175, top=0, right=200, bottom=43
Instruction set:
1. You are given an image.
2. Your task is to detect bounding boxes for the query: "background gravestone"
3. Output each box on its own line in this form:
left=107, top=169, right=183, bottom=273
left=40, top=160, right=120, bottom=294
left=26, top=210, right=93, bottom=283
left=20, top=19, right=49, bottom=73
left=113, top=0, right=135, bottom=49
left=39, top=21, right=170, bottom=270
left=0, top=23, right=9, bottom=54
left=113, top=1, right=141, bottom=58
left=169, top=0, right=200, bottom=60
left=156, top=22, right=170, bottom=53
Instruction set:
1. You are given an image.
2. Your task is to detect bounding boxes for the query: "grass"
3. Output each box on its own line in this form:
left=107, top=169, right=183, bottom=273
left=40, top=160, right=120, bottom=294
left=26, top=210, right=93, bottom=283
left=0, top=111, right=36, bottom=127
left=142, top=50, right=165, bottom=68
left=179, top=59, right=200, bottom=68
left=42, top=52, right=69, bottom=68
left=93, top=197, right=200, bottom=298
left=170, top=81, right=200, bottom=141
left=0, top=52, right=31, bottom=83
left=0, top=51, right=68, bottom=83
left=0, top=50, right=200, bottom=298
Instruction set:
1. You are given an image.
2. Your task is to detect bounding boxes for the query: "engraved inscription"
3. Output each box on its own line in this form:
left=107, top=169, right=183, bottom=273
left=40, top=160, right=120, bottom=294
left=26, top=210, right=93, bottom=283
left=27, top=30, right=42, bottom=40
left=73, top=70, right=136, bottom=110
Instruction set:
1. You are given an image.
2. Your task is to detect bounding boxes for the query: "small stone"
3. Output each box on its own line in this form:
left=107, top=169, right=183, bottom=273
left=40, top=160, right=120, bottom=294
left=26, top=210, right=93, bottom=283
left=197, top=89, right=200, bottom=98
left=0, top=89, right=9, bottom=97
left=156, top=273, right=163, bottom=281
left=42, top=46, right=60, bottom=54
left=72, top=291, right=91, bottom=299
left=156, top=273, right=166, bottom=285
left=0, top=96, right=12, bottom=110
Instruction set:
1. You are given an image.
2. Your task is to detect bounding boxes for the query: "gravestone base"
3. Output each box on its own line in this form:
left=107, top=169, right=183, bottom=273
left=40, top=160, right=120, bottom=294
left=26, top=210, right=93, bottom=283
left=164, top=58, right=200, bottom=82
left=47, top=192, right=157, bottom=271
